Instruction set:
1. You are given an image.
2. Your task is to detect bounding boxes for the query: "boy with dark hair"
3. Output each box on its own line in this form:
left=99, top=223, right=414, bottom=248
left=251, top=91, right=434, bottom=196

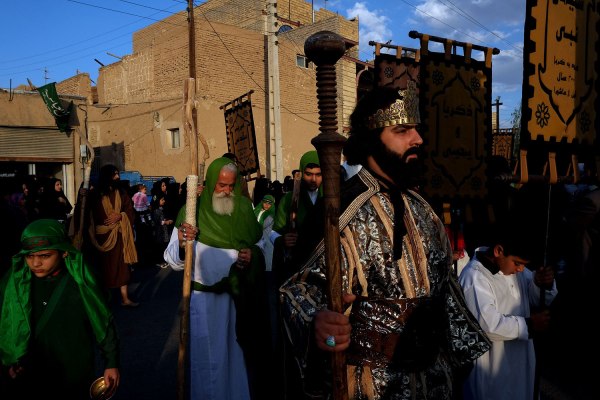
left=459, top=223, right=557, bottom=400
left=0, top=219, right=120, bottom=399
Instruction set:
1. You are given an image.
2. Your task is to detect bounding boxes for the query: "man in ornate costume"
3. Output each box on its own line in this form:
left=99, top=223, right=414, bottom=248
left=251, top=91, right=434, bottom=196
left=280, top=84, right=491, bottom=400
left=0, top=219, right=120, bottom=400
left=164, top=157, right=270, bottom=400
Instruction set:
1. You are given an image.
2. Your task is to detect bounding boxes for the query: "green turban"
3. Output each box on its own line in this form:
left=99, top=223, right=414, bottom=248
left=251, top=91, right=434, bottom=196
left=300, top=150, right=320, bottom=172
left=176, top=157, right=262, bottom=249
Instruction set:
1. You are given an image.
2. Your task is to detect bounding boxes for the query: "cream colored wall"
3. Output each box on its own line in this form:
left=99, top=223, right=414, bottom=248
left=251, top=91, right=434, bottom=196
left=0, top=91, right=58, bottom=127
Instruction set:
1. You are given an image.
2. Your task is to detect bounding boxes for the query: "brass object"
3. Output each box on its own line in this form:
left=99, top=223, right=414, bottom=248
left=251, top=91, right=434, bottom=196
left=90, top=377, right=113, bottom=400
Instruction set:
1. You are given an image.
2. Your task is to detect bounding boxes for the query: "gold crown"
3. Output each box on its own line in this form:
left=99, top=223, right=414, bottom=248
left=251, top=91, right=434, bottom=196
left=368, top=81, right=421, bottom=129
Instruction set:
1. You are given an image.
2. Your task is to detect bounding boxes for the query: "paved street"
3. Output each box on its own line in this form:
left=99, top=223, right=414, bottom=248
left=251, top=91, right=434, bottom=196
left=105, top=263, right=591, bottom=400
left=107, top=265, right=182, bottom=400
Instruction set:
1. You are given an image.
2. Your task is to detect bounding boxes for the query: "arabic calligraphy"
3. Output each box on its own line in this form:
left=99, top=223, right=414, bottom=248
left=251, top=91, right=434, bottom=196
left=442, top=101, right=473, bottom=118
left=527, top=0, right=598, bottom=143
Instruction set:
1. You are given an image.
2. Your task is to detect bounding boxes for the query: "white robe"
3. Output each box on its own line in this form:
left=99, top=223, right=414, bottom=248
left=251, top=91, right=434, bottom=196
left=164, top=227, right=250, bottom=400
left=458, top=247, right=557, bottom=400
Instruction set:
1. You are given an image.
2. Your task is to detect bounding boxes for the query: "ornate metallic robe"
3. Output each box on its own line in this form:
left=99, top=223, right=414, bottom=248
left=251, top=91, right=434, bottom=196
left=280, top=169, right=490, bottom=400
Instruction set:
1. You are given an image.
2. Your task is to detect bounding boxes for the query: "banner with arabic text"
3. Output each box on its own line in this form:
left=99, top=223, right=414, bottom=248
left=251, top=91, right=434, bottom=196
left=223, top=99, right=259, bottom=177
left=36, top=82, right=73, bottom=133
left=523, top=0, right=599, bottom=147
left=417, top=42, right=494, bottom=199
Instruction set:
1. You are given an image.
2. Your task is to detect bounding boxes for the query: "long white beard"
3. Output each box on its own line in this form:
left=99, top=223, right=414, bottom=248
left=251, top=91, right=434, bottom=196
left=212, top=191, right=235, bottom=215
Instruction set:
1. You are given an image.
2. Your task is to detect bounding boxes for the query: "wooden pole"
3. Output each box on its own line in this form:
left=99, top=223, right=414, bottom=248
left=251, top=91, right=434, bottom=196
left=177, top=78, right=199, bottom=400
left=177, top=2, right=199, bottom=397
left=304, top=31, right=348, bottom=400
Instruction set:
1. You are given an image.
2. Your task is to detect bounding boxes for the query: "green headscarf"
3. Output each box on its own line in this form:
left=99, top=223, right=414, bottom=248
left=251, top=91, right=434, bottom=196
left=175, top=157, right=262, bottom=249
left=300, top=150, right=323, bottom=197
left=0, top=219, right=113, bottom=366
left=254, top=194, right=276, bottom=226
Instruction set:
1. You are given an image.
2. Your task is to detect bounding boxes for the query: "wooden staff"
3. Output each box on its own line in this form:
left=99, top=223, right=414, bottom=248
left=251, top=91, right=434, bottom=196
left=305, top=31, right=348, bottom=400
left=288, top=170, right=302, bottom=231
left=177, top=78, right=200, bottom=400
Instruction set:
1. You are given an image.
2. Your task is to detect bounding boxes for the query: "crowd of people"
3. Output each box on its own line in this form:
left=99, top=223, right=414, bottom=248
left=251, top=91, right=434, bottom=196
left=0, top=84, right=597, bottom=400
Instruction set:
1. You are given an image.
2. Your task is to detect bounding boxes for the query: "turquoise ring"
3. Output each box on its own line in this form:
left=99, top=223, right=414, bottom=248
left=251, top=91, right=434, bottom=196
left=325, top=335, right=336, bottom=347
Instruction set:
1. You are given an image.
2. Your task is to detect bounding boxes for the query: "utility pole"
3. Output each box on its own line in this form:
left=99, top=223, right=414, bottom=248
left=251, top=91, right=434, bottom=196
left=266, top=0, right=283, bottom=181
left=492, top=96, right=502, bottom=132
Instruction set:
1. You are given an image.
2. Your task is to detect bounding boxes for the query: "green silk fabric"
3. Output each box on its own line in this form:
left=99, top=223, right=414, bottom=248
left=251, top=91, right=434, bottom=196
left=175, top=157, right=262, bottom=249
left=0, top=219, right=113, bottom=366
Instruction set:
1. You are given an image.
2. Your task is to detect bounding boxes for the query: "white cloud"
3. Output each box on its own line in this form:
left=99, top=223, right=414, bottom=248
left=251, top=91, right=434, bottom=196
left=345, top=2, right=393, bottom=59
left=335, top=0, right=526, bottom=113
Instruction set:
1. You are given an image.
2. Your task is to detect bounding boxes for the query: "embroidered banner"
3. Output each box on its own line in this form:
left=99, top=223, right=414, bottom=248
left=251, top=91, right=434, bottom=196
left=223, top=98, right=259, bottom=177
left=492, top=128, right=515, bottom=162
left=373, top=44, right=420, bottom=90
left=523, top=0, right=599, bottom=148
left=415, top=36, right=495, bottom=199
left=36, top=82, right=73, bottom=133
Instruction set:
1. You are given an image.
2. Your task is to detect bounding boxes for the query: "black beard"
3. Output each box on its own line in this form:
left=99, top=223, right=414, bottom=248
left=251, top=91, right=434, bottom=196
left=371, top=138, right=424, bottom=190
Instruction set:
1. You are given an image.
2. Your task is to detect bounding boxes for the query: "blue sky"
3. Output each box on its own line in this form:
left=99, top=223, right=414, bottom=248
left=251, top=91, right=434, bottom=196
left=1, top=0, right=524, bottom=126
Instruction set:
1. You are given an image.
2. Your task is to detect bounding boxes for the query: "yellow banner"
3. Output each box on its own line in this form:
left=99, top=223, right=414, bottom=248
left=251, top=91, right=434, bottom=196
left=525, top=0, right=598, bottom=145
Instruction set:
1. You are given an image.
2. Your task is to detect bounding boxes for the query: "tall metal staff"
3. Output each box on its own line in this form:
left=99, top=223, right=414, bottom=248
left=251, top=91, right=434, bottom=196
left=305, top=31, right=348, bottom=400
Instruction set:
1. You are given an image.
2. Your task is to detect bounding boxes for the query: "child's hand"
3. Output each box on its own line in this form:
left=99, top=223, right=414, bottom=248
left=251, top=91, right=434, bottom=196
left=8, top=363, right=24, bottom=379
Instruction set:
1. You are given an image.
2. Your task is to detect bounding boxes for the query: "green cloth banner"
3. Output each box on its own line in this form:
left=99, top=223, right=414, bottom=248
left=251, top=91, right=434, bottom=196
left=36, top=82, right=73, bottom=132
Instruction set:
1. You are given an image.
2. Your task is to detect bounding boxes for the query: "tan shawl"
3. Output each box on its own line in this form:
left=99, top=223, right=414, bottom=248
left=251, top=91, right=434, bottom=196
left=89, top=190, right=138, bottom=264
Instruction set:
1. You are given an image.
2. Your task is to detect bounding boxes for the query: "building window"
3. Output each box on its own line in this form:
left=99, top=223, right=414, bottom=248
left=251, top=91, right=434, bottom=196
left=168, top=128, right=180, bottom=149
left=278, top=25, right=293, bottom=34
left=296, top=55, right=310, bottom=69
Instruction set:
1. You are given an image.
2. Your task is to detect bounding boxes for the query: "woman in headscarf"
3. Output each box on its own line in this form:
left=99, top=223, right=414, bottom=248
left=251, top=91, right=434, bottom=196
left=39, top=177, right=73, bottom=223
left=0, top=219, right=120, bottom=400
left=88, top=165, right=138, bottom=307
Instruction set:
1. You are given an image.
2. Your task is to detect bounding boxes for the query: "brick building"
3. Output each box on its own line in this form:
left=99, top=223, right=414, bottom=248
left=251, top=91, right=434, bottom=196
left=1, top=0, right=371, bottom=200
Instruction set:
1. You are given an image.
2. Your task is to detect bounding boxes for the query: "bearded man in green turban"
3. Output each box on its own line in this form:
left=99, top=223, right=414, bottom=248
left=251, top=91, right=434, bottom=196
left=164, top=157, right=271, bottom=400
left=0, top=219, right=120, bottom=400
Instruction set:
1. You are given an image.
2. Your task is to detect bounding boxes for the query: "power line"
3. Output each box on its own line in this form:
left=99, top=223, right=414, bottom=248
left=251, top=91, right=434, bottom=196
left=0, top=3, right=266, bottom=78
left=436, top=0, right=523, bottom=52
left=398, top=0, right=510, bottom=52
left=198, top=10, right=318, bottom=125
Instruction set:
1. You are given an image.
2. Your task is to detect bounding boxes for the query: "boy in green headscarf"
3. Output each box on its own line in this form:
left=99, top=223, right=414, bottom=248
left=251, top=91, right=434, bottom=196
left=0, top=219, right=120, bottom=400
left=254, top=194, right=276, bottom=227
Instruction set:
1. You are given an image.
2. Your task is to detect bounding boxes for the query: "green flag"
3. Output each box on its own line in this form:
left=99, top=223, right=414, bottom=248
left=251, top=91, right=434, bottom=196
left=36, top=82, right=73, bottom=132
